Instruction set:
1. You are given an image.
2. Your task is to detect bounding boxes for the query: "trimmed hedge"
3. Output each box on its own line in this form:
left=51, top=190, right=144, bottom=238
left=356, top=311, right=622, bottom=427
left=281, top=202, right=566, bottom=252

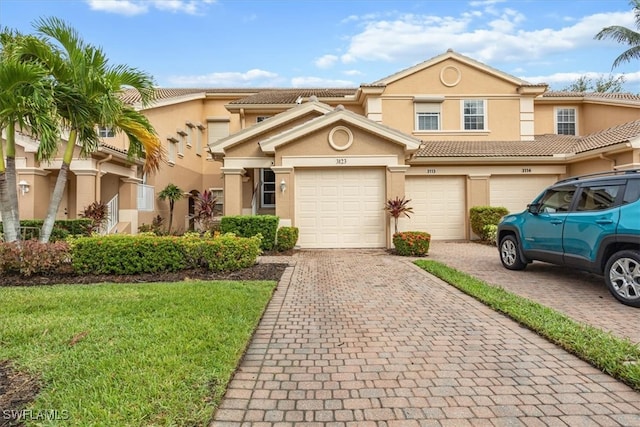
left=276, top=226, right=299, bottom=252
left=469, top=206, right=509, bottom=240
left=0, top=219, right=93, bottom=241
left=393, top=231, right=431, bottom=256
left=0, top=240, right=72, bottom=276
left=220, top=215, right=279, bottom=251
left=70, top=235, right=188, bottom=275
left=182, top=233, right=262, bottom=271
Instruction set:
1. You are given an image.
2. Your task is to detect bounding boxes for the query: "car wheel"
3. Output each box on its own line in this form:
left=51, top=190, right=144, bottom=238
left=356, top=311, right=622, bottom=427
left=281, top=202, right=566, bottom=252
left=604, top=250, right=640, bottom=308
left=499, top=235, right=527, bottom=270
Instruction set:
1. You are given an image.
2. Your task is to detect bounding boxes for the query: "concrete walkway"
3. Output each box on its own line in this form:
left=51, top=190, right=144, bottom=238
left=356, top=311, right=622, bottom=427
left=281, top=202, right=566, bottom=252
left=211, top=248, right=640, bottom=426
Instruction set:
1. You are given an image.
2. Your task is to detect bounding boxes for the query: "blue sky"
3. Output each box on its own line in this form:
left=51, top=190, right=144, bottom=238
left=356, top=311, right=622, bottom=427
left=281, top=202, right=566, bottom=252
left=1, top=0, right=639, bottom=92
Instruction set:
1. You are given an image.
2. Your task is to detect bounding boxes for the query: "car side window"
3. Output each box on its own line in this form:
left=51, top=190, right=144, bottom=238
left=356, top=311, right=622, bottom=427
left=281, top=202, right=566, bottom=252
left=538, top=185, right=577, bottom=213
left=623, top=180, right=640, bottom=204
left=576, top=185, right=621, bottom=211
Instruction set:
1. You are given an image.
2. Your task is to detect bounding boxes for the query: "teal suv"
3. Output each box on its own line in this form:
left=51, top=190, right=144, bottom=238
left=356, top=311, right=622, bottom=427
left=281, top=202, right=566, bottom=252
left=497, top=170, right=640, bottom=307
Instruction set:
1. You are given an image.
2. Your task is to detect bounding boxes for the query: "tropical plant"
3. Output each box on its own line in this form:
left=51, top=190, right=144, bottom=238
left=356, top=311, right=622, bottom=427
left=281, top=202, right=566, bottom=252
left=192, top=189, right=218, bottom=231
left=384, top=196, right=414, bottom=234
left=79, top=201, right=108, bottom=233
left=561, top=74, right=626, bottom=93
left=158, top=184, right=183, bottom=234
left=595, top=0, right=640, bottom=68
left=9, top=17, right=163, bottom=243
left=0, top=29, right=59, bottom=242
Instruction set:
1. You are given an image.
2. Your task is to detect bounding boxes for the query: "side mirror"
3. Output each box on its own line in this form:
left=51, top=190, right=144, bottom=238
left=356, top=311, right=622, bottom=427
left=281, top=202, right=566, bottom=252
left=527, top=203, right=541, bottom=215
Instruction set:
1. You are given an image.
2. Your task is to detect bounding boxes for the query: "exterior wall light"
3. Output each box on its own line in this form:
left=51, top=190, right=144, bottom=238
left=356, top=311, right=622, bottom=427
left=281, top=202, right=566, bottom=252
left=18, top=180, right=30, bottom=196
left=280, top=179, right=286, bottom=193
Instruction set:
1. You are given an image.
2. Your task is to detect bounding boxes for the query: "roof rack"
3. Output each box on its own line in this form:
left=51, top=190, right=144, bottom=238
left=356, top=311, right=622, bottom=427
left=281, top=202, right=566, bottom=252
left=556, top=169, right=640, bottom=184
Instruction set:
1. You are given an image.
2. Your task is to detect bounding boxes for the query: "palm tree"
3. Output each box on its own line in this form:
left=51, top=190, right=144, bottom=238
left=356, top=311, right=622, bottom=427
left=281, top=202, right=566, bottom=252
left=158, top=184, right=183, bottom=235
left=17, top=17, right=164, bottom=243
left=595, top=0, right=640, bottom=68
left=0, top=29, right=59, bottom=242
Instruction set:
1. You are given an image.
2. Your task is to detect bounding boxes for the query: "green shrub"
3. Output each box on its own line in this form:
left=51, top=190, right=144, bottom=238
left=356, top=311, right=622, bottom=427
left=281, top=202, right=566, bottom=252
left=393, top=231, right=431, bottom=256
left=220, top=215, right=279, bottom=251
left=182, top=233, right=261, bottom=271
left=483, top=224, right=498, bottom=246
left=276, top=226, right=299, bottom=251
left=0, top=240, right=71, bottom=276
left=71, top=235, right=187, bottom=275
left=469, top=206, right=509, bottom=240
left=0, top=219, right=92, bottom=241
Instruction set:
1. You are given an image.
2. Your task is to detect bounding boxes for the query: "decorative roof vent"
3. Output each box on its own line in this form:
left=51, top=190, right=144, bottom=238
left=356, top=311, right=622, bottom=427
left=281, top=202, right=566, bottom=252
left=309, top=95, right=319, bottom=102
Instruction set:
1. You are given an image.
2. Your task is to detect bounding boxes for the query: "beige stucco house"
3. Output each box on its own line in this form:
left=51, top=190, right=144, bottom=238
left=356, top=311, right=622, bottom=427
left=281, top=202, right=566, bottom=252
left=7, top=50, right=640, bottom=247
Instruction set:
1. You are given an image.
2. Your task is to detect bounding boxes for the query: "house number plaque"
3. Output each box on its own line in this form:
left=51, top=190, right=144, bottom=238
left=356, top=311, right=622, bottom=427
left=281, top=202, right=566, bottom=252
left=336, top=158, right=347, bottom=165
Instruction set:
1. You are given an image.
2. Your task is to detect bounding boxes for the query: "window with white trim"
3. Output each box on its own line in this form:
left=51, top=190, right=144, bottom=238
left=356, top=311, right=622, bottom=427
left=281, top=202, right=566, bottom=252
left=167, top=136, right=178, bottom=164
left=415, top=103, right=441, bottom=131
left=98, top=126, right=115, bottom=137
left=261, top=169, right=275, bottom=208
left=462, top=99, right=485, bottom=130
left=556, top=107, right=576, bottom=135
left=196, top=123, right=205, bottom=156
left=209, top=188, right=224, bottom=212
left=176, top=130, right=187, bottom=157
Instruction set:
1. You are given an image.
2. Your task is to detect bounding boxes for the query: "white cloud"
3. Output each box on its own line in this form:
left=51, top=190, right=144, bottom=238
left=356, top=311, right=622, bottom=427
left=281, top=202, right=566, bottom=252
left=315, top=54, right=339, bottom=69
left=338, top=9, right=635, bottom=68
left=290, top=76, right=355, bottom=88
left=85, top=0, right=215, bottom=16
left=167, top=69, right=281, bottom=87
left=343, top=69, right=363, bottom=76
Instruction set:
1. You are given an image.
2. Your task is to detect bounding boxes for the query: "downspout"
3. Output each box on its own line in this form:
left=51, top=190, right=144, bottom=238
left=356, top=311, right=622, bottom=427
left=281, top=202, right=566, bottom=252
left=95, top=154, right=112, bottom=201
left=599, top=153, right=616, bottom=170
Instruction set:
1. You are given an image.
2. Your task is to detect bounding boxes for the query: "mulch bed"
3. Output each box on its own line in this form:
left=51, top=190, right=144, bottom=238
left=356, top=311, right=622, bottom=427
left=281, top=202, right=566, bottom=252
left=0, top=261, right=289, bottom=425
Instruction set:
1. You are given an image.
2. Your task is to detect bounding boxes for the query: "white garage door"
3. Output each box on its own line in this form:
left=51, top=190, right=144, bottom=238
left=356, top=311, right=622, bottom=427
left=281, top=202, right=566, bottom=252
left=404, top=176, right=466, bottom=240
left=490, top=175, right=558, bottom=214
left=295, top=168, right=386, bottom=248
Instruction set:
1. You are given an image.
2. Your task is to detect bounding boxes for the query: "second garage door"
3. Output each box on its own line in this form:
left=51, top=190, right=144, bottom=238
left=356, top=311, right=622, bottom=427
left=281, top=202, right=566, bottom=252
left=404, top=176, right=466, bottom=240
left=295, top=168, right=386, bottom=248
left=490, top=175, right=558, bottom=214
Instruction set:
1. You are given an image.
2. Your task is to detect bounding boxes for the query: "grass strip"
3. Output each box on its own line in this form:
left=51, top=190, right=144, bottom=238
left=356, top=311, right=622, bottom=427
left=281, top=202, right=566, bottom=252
left=0, top=280, right=277, bottom=426
left=414, top=259, right=640, bottom=391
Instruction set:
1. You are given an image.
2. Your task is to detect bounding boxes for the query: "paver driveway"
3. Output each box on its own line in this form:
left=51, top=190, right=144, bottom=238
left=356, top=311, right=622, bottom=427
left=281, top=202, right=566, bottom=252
left=211, top=248, right=640, bottom=426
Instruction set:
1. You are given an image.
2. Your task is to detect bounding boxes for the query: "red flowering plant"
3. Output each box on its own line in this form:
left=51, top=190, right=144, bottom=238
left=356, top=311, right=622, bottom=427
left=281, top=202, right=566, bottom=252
left=384, top=196, right=414, bottom=234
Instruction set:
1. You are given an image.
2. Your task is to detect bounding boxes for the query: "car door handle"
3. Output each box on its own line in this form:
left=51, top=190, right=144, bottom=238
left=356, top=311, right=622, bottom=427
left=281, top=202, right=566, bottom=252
left=550, top=220, right=563, bottom=225
left=596, top=219, right=613, bottom=224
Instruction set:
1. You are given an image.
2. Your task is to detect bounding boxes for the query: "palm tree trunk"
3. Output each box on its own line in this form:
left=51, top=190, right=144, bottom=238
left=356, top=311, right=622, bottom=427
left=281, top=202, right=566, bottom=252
left=5, top=124, right=20, bottom=240
left=0, top=124, right=18, bottom=242
left=168, top=201, right=174, bottom=234
left=40, top=130, right=76, bottom=243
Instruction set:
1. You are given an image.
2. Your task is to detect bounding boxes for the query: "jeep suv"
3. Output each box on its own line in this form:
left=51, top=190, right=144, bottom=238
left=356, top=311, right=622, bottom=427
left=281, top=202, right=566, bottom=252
left=497, top=170, right=640, bottom=307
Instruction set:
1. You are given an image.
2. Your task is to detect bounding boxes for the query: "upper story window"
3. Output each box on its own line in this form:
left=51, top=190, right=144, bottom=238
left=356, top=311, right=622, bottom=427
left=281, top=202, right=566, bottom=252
left=415, top=103, right=441, bottom=131
left=257, top=116, right=271, bottom=123
left=463, top=100, right=485, bottom=130
left=556, top=107, right=576, bottom=135
left=98, top=126, right=115, bottom=138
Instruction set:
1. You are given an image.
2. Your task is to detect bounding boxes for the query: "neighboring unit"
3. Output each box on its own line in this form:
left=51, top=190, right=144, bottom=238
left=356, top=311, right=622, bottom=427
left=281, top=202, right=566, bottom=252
left=498, top=170, right=640, bottom=307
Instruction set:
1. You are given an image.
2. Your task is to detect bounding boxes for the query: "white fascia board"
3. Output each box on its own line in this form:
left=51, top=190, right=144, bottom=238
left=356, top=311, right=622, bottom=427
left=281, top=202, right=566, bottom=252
left=209, top=101, right=334, bottom=154
left=260, top=109, right=421, bottom=153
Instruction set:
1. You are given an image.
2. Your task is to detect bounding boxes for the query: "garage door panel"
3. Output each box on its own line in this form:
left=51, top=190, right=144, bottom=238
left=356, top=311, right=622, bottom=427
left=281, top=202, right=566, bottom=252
left=405, top=176, right=466, bottom=240
left=490, top=175, right=557, bottom=214
left=296, top=168, right=385, bottom=248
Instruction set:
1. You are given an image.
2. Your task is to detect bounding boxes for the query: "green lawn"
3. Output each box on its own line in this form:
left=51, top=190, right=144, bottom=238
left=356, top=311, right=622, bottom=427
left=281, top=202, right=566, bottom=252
left=415, top=259, right=640, bottom=391
left=0, top=280, right=277, bottom=426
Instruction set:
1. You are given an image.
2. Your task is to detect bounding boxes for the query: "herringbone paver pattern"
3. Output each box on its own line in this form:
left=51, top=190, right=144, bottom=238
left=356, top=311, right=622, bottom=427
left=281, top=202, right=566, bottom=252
left=211, top=248, right=640, bottom=426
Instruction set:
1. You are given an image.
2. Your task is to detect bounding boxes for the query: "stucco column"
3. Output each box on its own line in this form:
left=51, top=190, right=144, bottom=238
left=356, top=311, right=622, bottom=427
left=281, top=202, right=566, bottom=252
left=119, top=177, right=141, bottom=233
left=386, top=165, right=411, bottom=247
left=272, top=166, right=293, bottom=227
left=467, top=174, right=490, bottom=240
left=221, top=167, right=245, bottom=216
left=74, top=171, right=98, bottom=218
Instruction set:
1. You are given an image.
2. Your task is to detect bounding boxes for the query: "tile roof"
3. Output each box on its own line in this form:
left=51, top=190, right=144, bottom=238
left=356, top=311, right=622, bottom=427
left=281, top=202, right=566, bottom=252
left=414, top=120, right=640, bottom=158
left=119, top=88, right=259, bottom=105
left=227, top=89, right=358, bottom=105
left=541, top=91, right=640, bottom=103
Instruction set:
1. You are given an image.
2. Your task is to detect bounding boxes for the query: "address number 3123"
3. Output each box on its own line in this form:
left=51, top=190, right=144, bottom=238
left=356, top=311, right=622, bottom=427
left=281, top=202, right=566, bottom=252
left=336, top=158, right=347, bottom=165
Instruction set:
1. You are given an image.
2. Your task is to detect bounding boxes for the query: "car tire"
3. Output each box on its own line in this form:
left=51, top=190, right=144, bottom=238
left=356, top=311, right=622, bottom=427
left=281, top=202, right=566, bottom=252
left=604, top=250, right=640, bottom=308
left=499, top=235, right=527, bottom=270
